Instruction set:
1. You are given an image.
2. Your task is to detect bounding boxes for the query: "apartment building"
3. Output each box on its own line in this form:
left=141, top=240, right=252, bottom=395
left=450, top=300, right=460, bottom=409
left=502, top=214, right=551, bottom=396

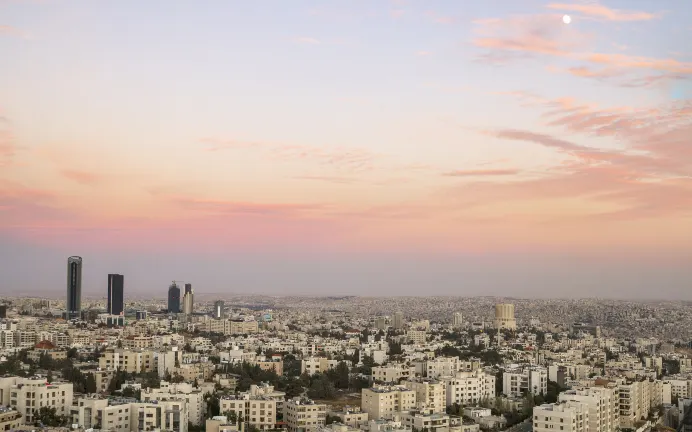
left=559, top=387, right=619, bottom=432
left=0, top=377, right=73, bottom=425
left=404, top=379, right=446, bottom=413
left=361, top=386, right=417, bottom=420
left=98, top=348, right=156, bottom=373
left=225, top=320, right=259, bottom=335
left=503, top=366, right=548, bottom=397
left=301, top=357, right=342, bottom=375
left=407, top=331, right=427, bottom=346
left=0, top=407, right=21, bottom=430
left=328, top=406, right=369, bottom=427
left=668, top=379, right=692, bottom=400
left=220, top=394, right=277, bottom=430
left=99, top=399, right=189, bottom=432
left=142, top=381, right=205, bottom=426
left=71, top=396, right=109, bottom=429
left=158, top=348, right=184, bottom=378
left=401, top=408, right=450, bottom=431
left=372, top=364, right=414, bottom=384
left=533, top=402, right=589, bottom=432
left=285, top=397, right=327, bottom=432
left=248, top=383, right=287, bottom=415
left=425, top=357, right=460, bottom=378
left=618, top=381, right=651, bottom=427
left=443, top=369, right=496, bottom=406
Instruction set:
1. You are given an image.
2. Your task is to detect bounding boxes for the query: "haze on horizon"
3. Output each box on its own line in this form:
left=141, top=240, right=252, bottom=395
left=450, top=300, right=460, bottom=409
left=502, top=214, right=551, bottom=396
left=1, top=1, right=691, bottom=300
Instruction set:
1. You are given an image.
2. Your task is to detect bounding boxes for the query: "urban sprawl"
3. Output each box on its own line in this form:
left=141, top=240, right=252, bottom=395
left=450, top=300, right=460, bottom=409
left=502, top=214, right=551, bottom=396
left=0, top=256, right=691, bottom=432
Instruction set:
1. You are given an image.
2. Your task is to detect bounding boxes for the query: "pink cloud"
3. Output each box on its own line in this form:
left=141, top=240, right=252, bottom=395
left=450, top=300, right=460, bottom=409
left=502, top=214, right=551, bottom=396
left=199, top=137, right=381, bottom=173
left=61, top=169, right=103, bottom=185
left=546, top=3, right=659, bottom=22
left=442, top=169, right=520, bottom=177
left=472, top=11, right=692, bottom=86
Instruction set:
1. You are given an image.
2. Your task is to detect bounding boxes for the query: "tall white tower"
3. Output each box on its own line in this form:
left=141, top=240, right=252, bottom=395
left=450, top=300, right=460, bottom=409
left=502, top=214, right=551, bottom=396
left=453, top=312, right=463, bottom=328
left=494, top=303, right=517, bottom=330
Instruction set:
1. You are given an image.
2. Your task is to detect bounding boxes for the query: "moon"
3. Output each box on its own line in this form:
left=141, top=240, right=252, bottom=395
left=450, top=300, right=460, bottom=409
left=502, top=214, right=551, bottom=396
left=563, top=14, right=571, bottom=24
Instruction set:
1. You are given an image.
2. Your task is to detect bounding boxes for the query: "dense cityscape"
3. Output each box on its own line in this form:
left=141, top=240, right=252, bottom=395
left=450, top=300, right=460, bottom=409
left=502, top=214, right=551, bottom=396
left=0, top=256, right=690, bottom=432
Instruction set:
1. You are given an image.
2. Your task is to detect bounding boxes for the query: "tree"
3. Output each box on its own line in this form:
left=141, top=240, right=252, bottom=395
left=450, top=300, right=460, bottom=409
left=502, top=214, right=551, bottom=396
left=34, top=406, right=68, bottom=427
left=325, top=361, right=351, bottom=389
left=283, top=354, right=301, bottom=377
left=85, top=373, right=97, bottom=394
left=205, top=393, right=221, bottom=418
left=307, top=374, right=336, bottom=400
left=388, top=342, right=403, bottom=355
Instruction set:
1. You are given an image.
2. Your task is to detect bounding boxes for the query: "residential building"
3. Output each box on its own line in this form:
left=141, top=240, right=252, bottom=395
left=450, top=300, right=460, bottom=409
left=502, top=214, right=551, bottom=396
left=361, top=386, right=416, bottom=420
left=285, top=397, right=327, bottom=432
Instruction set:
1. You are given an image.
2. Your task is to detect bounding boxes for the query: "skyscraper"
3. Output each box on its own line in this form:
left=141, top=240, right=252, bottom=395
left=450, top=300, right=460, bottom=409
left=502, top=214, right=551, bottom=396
left=182, top=283, right=194, bottom=315
left=167, top=282, right=181, bottom=313
left=393, top=311, right=404, bottom=329
left=453, top=312, right=463, bottom=328
left=494, top=303, right=517, bottom=330
left=66, top=256, right=82, bottom=320
left=214, top=300, right=224, bottom=319
left=107, top=274, right=124, bottom=316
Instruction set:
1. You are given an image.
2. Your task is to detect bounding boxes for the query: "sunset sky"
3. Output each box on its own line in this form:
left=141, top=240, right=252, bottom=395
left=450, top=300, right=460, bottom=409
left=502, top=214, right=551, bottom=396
left=2, top=0, right=691, bottom=299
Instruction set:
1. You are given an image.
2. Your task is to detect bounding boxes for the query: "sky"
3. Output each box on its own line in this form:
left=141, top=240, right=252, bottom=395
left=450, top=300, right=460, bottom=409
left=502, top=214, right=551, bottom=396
left=1, top=0, right=691, bottom=299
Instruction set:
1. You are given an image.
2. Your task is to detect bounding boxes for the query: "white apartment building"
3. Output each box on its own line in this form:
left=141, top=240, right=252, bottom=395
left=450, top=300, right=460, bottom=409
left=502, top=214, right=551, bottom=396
left=425, top=357, right=461, bottom=378
left=285, top=397, right=327, bottom=432
left=407, top=331, right=427, bottom=346
left=220, top=394, right=277, bottom=430
left=142, top=381, right=205, bottom=426
left=559, top=387, right=619, bottom=432
left=443, top=369, right=496, bottom=406
left=0, top=377, right=73, bottom=425
left=503, top=366, right=548, bottom=397
left=158, top=348, right=184, bottom=378
left=404, top=379, right=446, bottom=413
left=100, top=399, right=188, bottom=432
left=361, top=386, right=416, bottom=420
left=668, top=379, right=692, bottom=400
left=534, top=402, right=589, bottom=432
left=373, top=364, right=415, bottom=384
left=301, top=357, right=343, bottom=375
left=401, top=408, right=450, bottom=431
left=618, top=381, right=651, bottom=427
left=98, top=348, right=156, bottom=373
left=329, top=406, right=369, bottom=427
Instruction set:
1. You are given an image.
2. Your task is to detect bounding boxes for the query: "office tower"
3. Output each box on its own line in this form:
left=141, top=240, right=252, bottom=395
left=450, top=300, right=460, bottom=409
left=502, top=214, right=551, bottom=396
left=453, top=312, right=463, bottom=328
left=494, top=303, right=517, bottom=330
left=66, top=256, right=83, bottom=320
left=393, top=311, right=404, bottom=329
left=167, top=282, right=181, bottom=313
left=375, top=316, right=387, bottom=331
left=0, top=305, right=6, bottom=318
left=136, top=311, right=148, bottom=320
left=107, top=274, right=124, bottom=316
left=214, top=300, right=224, bottom=319
left=182, top=283, right=194, bottom=315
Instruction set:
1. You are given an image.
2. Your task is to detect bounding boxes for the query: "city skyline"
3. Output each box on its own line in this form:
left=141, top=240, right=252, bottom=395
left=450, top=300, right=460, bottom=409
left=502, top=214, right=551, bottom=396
left=1, top=1, right=691, bottom=298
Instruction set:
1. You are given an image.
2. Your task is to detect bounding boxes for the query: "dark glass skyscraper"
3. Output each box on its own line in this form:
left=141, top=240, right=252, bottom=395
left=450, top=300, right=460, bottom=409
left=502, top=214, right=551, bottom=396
left=184, top=283, right=192, bottom=295
left=167, top=282, right=181, bottom=313
left=107, top=274, right=124, bottom=316
left=66, top=256, right=82, bottom=320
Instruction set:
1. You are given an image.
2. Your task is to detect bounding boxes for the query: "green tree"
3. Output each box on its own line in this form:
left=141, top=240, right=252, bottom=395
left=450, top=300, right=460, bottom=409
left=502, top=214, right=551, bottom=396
left=33, top=406, right=68, bottom=427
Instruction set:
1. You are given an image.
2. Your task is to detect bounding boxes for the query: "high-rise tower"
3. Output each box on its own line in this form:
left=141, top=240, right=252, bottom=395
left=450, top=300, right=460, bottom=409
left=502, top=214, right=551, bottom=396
left=214, top=300, right=224, bottom=319
left=167, top=282, right=181, bottom=313
left=182, top=283, right=194, bottom=315
left=494, top=303, right=517, bottom=330
left=66, top=256, right=82, bottom=320
left=107, top=274, right=124, bottom=316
